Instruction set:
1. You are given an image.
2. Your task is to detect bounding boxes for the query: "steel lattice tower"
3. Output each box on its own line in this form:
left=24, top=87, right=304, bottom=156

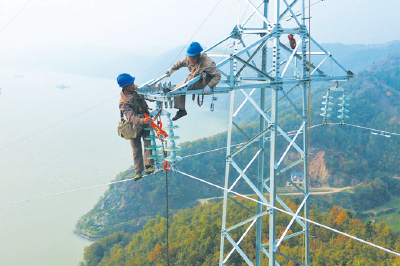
left=138, top=0, right=353, bottom=265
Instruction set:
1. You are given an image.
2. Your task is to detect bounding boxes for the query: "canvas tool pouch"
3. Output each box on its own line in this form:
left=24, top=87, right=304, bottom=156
left=118, top=111, right=143, bottom=140
left=118, top=92, right=148, bottom=140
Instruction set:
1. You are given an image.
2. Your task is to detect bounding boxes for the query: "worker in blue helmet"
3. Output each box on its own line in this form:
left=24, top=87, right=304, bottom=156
left=117, top=73, right=155, bottom=181
left=166, top=42, right=221, bottom=121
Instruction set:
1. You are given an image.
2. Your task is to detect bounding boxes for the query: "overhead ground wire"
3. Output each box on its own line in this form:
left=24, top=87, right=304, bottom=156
left=168, top=0, right=224, bottom=68
left=0, top=0, right=34, bottom=34
left=0, top=171, right=119, bottom=199
left=2, top=164, right=399, bottom=258
left=2, top=121, right=395, bottom=202
left=6, top=93, right=393, bottom=156
left=0, top=175, right=137, bottom=206
left=282, top=0, right=326, bottom=21
left=0, top=95, right=118, bottom=151
left=181, top=144, right=240, bottom=158
left=176, top=171, right=400, bottom=258
left=342, top=123, right=400, bottom=136
left=307, top=123, right=400, bottom=137
left=2, top=120, right=398, bottom=206
left=0, top=0, right=328, bottom=152
left=183, top=122, right=400, bottom=160
left=2, top=162, right=399, bottom=257
left=2, top=0, right=396, bottom=260
left=0, top=0, right=295, bottom=152
left=1, top=119, right=399, bottom=259
left=0, top=120, right=400, bottom=202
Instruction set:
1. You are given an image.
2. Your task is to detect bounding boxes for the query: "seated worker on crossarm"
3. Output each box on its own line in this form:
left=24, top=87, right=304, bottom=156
left=166, top=42, right=221, bottom=121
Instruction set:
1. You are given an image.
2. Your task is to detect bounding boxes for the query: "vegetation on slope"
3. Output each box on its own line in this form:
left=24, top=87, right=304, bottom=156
left=79, top=199, right=400, bottom=266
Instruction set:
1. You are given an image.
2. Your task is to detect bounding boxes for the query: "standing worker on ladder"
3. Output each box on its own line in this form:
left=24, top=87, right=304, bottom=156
left=117, top=73, right=155, bottom=181
left=166, top=42, right=221, bottom=121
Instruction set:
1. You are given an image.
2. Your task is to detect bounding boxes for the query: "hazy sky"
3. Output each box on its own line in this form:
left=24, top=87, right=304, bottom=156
left=1, top=0, right=399, bottom=55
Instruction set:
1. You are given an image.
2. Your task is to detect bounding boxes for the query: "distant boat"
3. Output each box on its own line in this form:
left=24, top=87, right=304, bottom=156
left=56, top=84, right=70, bottom=89
left=14, top=75, right=24, bottom=78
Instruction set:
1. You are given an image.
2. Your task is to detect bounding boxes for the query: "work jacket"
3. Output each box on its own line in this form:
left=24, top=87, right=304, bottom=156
left=119, top=91, right=150, bottom=126
left=171, top=53, right=221, bottom=89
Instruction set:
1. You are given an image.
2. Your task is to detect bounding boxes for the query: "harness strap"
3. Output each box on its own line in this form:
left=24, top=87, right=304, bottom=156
left=132, top=94, right=140, bottom=115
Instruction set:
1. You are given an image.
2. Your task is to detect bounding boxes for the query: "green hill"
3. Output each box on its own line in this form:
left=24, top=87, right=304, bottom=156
left=79, top=199, right=400, bottom=266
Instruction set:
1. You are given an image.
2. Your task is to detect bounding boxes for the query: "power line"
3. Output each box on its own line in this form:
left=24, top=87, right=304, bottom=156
left=310, top=122, right=400, bottom=137
left=2, top=162, right=399, bottom=258
left=344, top=123, right=400, bottom=137
left=183, top=122, right=400, bottom=160
left=284, top=122, right=400, bottom=137
left=0, top=2, right=397, bottom=258
left=0, top=175, right=137, bottom=206
left=2, top=121, right=397, bottom=203
left=1, top=159, right=399, bottom=258
left=0, top=0, right=34, bottom=34
left=239, top=0, right=251, bottom=24
left=181, top=142, right=243, bottom=158
left=3, top=119, right=398, bottom=205
left=241, top=0, right=263, bottom=26
left=282, top=0, right=326, bottom=21
left=0, top=95, right=118, bottom=151
left=0, top=171, right=119, bottom=199
left=0, top=144, right=236, bottom=205
left=168, top=0, right=224, bottom=68
left=176, top=171, right=400, bottom=258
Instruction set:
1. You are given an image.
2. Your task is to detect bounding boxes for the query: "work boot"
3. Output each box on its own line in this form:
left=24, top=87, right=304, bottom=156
left=172, top=109, right=187, bottom=121
left=145, top=165, right=154, bottom=175
left=134, top=172, right=143, bottom=181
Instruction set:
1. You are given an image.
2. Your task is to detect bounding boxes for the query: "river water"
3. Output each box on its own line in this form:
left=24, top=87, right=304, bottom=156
left=0, top=68, right=229, bottom=265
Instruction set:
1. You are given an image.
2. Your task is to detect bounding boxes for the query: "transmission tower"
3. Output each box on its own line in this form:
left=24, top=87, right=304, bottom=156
left=138, top=0, right=353, bottom=264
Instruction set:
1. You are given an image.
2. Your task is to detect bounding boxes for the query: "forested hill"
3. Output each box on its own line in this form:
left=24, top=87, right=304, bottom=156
left=79, top=199, right=400, bottom=266
left=75, top=54, right=400, bottom=240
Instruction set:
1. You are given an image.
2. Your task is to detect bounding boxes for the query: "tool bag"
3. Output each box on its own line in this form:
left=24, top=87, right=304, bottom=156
left=118, top=95, right=144, bottom=140
left=118, top=111, right=143, bottom=139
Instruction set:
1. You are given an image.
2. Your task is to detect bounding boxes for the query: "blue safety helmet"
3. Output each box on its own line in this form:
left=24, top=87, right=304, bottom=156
left=186, top=42, right=203, bottom=57
left=117, top=73, right=135, bottom=87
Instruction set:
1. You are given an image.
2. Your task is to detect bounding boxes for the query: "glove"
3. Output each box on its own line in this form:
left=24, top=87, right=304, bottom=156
left=166, top=68, right=173, bottom=77
left=203, top=85, right=212, bottom=95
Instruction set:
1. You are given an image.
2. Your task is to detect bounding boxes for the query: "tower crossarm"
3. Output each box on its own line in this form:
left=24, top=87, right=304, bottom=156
left=138, top=73, right=352, bottom=102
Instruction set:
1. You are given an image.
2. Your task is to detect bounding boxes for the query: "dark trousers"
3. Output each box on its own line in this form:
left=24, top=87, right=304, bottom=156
left=174, top=78, right=204, bottom=110
left=130, top=127, right=154, bottom=173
